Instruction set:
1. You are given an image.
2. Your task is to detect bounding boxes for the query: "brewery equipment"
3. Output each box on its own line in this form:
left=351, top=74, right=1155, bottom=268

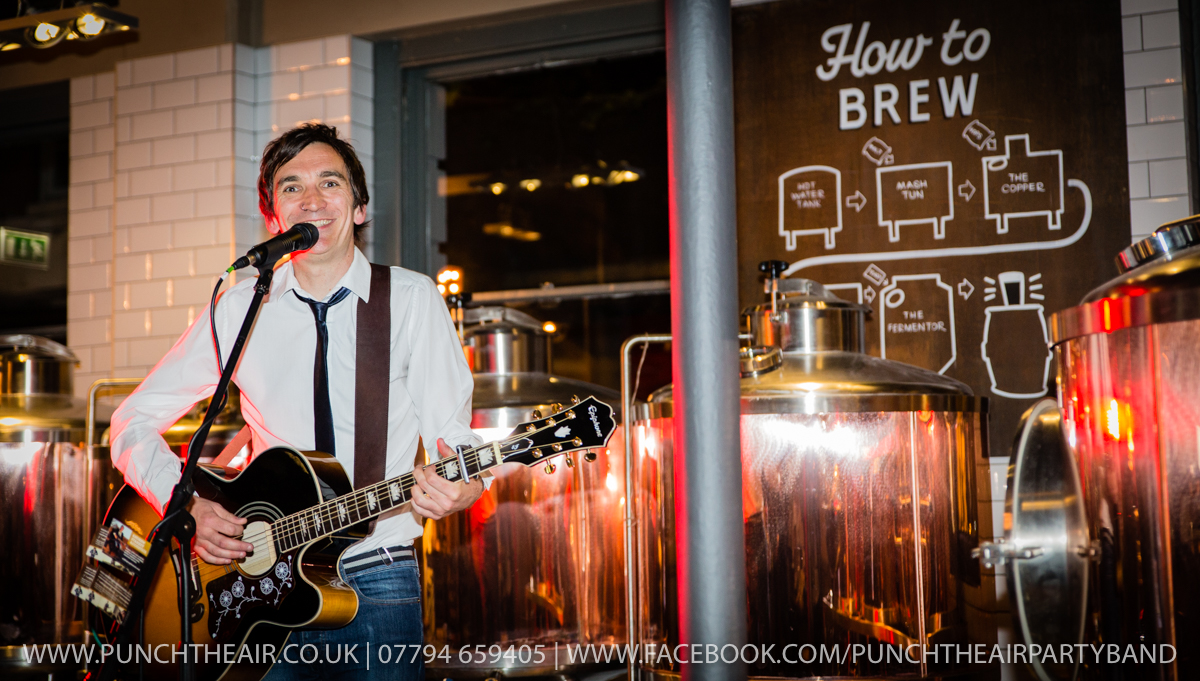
left=975, top=398, right=1088, bottom=681
left=631, top=275, right=987, bottom=679
left=422, top=306, right=626, bottom=676
left=0, top=335, right=107, bottom=676
left=1006, top=217, right=1200, bottom=680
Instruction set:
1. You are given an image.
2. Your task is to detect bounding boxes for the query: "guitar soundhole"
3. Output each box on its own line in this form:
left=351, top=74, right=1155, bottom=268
left=207, top=554, right=296, bottom=641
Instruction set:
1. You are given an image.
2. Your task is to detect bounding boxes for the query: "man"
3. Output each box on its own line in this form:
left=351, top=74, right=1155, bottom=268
left=109, top=123, right=483, bottom=681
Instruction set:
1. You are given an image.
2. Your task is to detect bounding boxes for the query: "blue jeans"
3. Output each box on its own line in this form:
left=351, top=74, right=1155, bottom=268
left=263, top=558, right=424, bottom=681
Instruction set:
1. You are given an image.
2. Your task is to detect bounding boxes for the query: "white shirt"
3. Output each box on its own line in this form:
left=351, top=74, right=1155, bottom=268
left=109, top=248, right=481, bottom=556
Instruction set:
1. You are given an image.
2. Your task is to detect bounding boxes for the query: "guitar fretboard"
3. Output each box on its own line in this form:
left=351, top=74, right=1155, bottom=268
left=269, top=433, right=535, bottom=554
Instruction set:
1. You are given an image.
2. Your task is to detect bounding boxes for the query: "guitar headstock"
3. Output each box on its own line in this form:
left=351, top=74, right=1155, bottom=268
left=496, top=396, right=616, bottom=469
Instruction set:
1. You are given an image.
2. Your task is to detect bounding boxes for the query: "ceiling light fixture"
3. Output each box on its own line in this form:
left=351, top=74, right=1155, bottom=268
left=1, top=2, right=139, bottom=51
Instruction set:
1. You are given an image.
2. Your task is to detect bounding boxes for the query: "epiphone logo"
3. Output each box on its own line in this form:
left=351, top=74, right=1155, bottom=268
left=588, top=405, right=602, bottom=437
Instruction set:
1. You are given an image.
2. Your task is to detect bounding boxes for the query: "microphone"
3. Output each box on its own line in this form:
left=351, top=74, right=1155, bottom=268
left=231, top=223, right=320, bottom=271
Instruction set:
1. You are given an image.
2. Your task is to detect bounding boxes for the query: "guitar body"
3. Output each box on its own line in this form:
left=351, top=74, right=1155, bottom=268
left=80, top=397, right=618, bottom=681
left=95, top=447, right=365, bottom=681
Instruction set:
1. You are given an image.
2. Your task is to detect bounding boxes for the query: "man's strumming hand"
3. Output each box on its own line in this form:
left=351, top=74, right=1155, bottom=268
left=410, top=438, right=485, bottom=520
left=190, top=496, right=253, bottom=565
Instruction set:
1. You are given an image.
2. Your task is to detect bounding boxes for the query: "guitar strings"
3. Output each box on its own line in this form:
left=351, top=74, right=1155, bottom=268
left=188, top=412, right=598, bottom=577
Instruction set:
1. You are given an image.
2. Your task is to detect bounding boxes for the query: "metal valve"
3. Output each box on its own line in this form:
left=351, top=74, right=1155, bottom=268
left=970, top=539, right=1044, bottom=570
left=1077, top=540, right=1100, bottom=560
left=544, top=462, right=556, bottom=474
left=758, top=260, right=790, bottom=314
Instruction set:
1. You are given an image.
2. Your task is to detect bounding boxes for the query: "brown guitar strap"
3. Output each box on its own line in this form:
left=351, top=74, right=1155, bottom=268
left=354, top=264, right=391, bottom=505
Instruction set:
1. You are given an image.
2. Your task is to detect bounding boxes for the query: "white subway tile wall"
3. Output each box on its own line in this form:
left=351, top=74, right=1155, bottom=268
left=67, top=73, right=116, bottom=395
left=1124, top=1, right=1191, bottom=240
left=67, top=38, right=376, bottom=386
left=106, top=47, right=237, bottom=378
left=241, top=35, right=375, bottom=259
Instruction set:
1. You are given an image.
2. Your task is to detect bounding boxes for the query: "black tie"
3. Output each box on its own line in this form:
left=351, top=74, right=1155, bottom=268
left=296, top=287, right=352, bottom=455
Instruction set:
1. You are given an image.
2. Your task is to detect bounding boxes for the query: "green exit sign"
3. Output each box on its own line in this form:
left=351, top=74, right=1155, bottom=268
left=1, top=227, right=51, bottom=269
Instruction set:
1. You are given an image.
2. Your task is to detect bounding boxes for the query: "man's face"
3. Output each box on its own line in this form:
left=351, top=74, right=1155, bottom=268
left=271, top=142, right=365, bottom=265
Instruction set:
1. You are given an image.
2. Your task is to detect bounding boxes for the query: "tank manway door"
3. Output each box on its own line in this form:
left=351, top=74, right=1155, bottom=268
left=973, top=399, right=1090, bottom=681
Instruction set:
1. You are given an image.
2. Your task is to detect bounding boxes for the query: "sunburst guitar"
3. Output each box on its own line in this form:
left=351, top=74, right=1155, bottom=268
left=74, top=397, right=616, bottom=681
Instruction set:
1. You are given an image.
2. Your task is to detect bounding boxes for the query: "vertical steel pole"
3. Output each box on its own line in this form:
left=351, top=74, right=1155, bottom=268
left=665, top=1, right=747, bottom=681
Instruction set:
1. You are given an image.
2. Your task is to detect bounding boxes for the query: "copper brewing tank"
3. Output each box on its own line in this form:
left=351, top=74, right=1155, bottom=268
left=1025, top=218, right=1200, bottom=680
left=0, top=336, right=107, bottom=676
left=631, top=279, right=988, bottom=679
left=422, top=306, right=625, bottom=676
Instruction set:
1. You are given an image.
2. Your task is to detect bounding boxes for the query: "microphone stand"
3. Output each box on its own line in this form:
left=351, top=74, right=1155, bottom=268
left=100, top=262, right=277, bottom=681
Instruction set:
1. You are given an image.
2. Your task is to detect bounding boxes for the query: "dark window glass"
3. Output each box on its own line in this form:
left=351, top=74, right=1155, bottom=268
left=442, top=53, right=669, bottom=388
left=0, top=82, right=70, bottom=343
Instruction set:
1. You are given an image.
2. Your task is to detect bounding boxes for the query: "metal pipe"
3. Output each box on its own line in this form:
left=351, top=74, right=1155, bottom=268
left=665, top=1, right=746, bottom=680
left=468, top=280, right=670, bottom=305
left=87, top=378, right=142, bottom=448
left=620, top=334, right=672, bottom=681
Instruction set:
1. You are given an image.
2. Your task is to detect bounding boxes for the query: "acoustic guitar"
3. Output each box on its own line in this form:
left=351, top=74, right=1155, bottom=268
left=74, top=396, right=616, bottom=681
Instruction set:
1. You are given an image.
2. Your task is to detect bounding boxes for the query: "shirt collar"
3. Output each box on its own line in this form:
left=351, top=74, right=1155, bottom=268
left=272, top=247, right=372, bottom=303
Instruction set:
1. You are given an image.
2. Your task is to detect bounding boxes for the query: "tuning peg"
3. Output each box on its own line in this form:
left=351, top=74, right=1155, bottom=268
left=572, top=437, right=582, bottom=446
left=550, top=403, right=563, bottom=413
left=544, top=462, right=556, bottom=474
left=584, top=451, right=598, bottom=462
left=570, top=395, right=580, bottom=404
left=531, top=409, right=542, bottom=419
left=565, top=455, right=574, bottom=468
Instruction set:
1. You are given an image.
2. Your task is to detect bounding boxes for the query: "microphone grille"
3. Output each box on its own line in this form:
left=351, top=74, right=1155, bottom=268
left=294, top=222, right=320, bottom=250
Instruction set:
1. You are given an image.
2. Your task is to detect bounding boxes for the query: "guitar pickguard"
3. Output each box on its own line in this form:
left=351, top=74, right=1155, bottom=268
left=206, top=554, right=296, bottom=641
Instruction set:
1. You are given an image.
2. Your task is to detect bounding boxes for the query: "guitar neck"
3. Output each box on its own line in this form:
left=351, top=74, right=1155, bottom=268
left=269, top=398, right=612, bottom=555
left=271, top=440, right=506, bottom=554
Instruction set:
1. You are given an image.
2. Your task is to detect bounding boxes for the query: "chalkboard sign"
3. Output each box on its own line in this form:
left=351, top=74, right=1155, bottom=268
left=733, top=0, right=1129, bottom=459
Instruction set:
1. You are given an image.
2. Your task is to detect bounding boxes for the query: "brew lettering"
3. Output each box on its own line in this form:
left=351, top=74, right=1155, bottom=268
left=822, top=19, right=989, bottom=131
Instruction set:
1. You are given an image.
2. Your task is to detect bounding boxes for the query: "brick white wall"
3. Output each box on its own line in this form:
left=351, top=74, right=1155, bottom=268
left=110, top=45, right=240, bottom=380
left=67, top=73, right=115, bottom=396
left=66, top=38, right=374, bottom=392
left=238, top=36, right=375, bottom=260
left=1123, top=0, right=1192, bottom=241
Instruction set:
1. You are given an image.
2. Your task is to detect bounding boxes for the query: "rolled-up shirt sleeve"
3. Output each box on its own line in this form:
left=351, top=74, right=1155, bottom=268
left=109, top=301, right=224, bottom=515
left=402, top=277, right=483, bottom=470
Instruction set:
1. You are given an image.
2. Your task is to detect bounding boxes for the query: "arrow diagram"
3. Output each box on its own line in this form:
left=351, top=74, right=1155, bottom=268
left=846, top=190, right=867, bottom=212
left=958, top=278, right=975, bottom=300
left=958, top=179, right=976, bottom=202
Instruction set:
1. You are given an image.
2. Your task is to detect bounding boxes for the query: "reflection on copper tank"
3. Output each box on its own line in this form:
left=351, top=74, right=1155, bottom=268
left=632, top=276, right=987, bottom=679
left=1045, top=220, right=1200, bottom=679
left=421, top=307, right=626, bottom=677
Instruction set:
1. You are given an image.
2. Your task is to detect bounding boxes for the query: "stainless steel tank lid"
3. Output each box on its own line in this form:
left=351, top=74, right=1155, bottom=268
left=744, top=277, right=870, bottom=353
left=0, top=395, right=108, bottom=442
left=470, top=372, right=620, bottom=428
left=0, top=335, right=79, bottom=363
left=463, top=306, right=545, bottom=333
left=1050, top=217, right=1200, bottom=343
left=1115, top=215, right=1200, bottom=273
left=638, top=353, right=983, bottom=418
left=753, top=277, right=867, bottom=312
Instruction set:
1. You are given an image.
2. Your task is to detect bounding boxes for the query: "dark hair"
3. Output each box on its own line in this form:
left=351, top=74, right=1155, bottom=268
left=257, top=123, right=370, bottom=243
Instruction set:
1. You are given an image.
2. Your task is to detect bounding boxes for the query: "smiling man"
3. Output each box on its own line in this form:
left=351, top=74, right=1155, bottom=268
left=109, top=123, right=483, bottom=681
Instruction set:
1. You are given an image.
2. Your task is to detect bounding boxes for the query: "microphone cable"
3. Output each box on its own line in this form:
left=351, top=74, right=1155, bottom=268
left=207, top=266, right=235, bottom=411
